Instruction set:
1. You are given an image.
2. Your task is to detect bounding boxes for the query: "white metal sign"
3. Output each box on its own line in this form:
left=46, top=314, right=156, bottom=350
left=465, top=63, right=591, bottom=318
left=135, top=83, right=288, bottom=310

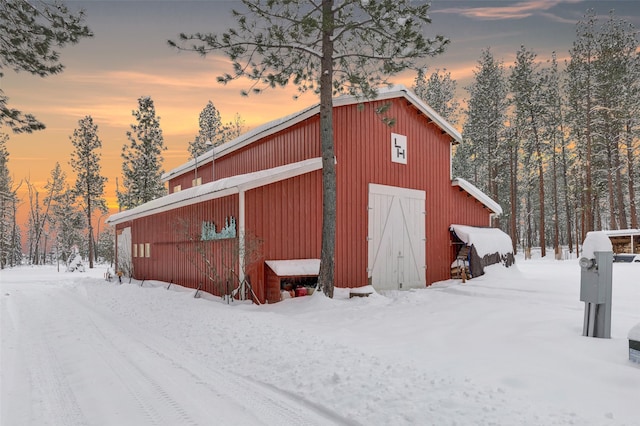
left=391, top=133, right=407, bottom=164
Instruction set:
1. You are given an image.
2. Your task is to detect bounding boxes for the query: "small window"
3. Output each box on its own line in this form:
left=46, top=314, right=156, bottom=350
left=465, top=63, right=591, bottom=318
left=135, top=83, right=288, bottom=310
left=192, top=177, right=202, bottom=187
left=133, top=243, right=137, bottom=257
left=139, top=243, right=145, bottom=258
left=145, top=243, right=151, bottom=258
left=173, top=185, right=181, bottom=193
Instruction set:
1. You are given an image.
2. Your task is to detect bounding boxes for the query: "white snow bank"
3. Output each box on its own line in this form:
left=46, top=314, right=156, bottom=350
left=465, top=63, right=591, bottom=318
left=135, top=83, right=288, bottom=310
left=629, top=323, right=640, bottom=341
left=450, top=224, right=513, bottom=257
left=265, top=259, right=320, bottom=276
left=2, top=260, right=640, bottom=425
left=581, top=231, right=613, bottom=260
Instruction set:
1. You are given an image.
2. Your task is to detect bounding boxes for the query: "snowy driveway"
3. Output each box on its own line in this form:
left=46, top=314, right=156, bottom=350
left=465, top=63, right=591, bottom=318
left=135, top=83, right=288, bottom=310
left=1, top=271, right=344, bottom=426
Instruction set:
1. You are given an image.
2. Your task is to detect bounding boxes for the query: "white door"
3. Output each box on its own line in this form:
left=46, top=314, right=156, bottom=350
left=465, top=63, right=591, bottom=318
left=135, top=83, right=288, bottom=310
left=117, top=227, right=132, bottom=275
left=368, top=184, right=426, bottom=291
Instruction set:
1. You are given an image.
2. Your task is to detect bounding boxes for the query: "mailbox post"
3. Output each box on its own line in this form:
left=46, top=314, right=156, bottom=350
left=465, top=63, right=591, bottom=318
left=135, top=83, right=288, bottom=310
left=579, top=251, right=613, bottom=338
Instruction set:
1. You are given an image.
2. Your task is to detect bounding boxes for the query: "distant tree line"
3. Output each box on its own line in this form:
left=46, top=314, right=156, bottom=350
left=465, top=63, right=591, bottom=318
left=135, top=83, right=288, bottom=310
left=0, top=95, right=245, bottom=269
left=429, top=10, right=639, bottom=258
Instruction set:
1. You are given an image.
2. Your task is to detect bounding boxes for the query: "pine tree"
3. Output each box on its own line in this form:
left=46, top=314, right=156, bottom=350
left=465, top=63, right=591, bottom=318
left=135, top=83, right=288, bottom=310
left=412, top=68, right=459, bottom=125
left=50, top=187, right=85, bottom=266
left=459, top=49, right=508, bottom=226
left=0, top=133, right=21, bottom=268
left=118, top=96, right=166, bottom=210
left=567, top=10, right=598, bottom=237
left=189, top=101, right=223, bottom=159
left=0, top=0, right=92, bottom=133
left=510, top=46, right=548, bottom=257
left=25, top=178, right=43, bottom=264
left=545, top=52, right=574, bottom=255
left=70, top=116, right=107, bottom=269
left=593, top=12, right=639, bottom=230
left=171, top=0, right=448, bottom=297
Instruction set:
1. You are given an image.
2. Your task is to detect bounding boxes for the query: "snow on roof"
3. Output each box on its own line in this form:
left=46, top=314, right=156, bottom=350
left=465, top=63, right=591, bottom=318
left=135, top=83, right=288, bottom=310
left=108, top=157, right=322, bottom=225
left=602, top=229, right=640, bottom=237
left=265, top=259, right=320, bottom=277
left=450, top=224, right=513, bottom=258
left=451, top=178, right=503, bottom=215
left=581, top=231, right=613, bottom=259
left=161, top=85, right=461, bottom=182
left=629, top=322, right=640, bottom=341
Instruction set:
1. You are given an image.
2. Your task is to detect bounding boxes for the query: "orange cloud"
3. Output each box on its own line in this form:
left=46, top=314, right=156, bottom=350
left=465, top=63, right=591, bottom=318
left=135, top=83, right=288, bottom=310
left=435, top=0, right=583, bottom=21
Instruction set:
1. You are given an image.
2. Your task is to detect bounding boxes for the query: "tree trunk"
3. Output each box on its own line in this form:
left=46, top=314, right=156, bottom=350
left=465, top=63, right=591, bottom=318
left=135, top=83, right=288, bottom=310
left=627, top=122, right=639, bottom=229
left=606, top=155, right=616, bottom=229
left=552, top=134, right=559, bottom=258
left=584, top=65, right=594, bottom=234
left=532, top=125, right=545, bottom=258
left=509, top=138, right=518, bottom=254
left=87, top=180, right=94, bottom=269
left=317, top=0, right=336, bottom=298
left=559, top=129, right=573, bottom=254
left=614, top=138, right=627, bottom=229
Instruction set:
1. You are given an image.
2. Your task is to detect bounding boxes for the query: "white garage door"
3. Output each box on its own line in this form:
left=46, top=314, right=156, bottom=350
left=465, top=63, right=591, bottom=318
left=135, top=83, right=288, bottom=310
left=367, top=183, right=426, bottom=291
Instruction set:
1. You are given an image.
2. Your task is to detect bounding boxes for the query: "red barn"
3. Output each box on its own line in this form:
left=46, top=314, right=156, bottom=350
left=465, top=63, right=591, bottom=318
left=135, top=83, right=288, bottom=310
left=107, top=86, right=501, bottom=303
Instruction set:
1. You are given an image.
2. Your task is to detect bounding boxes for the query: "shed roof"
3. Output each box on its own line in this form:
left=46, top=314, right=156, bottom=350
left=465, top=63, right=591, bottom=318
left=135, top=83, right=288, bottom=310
left=451, top=178, right=503, bottom=215
left=602, top=229, right=640, bottom=237
left=265, top=259, right=321, bottom=277
left=450, top=224, right=513, bottom=257
left=161, top=85, right=462, bottom=183
left=107, top=157, right=322, bottom=225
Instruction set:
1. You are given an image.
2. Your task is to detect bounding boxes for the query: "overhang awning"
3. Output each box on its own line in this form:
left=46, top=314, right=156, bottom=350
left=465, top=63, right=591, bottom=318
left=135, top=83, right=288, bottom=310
left=265, top=259, right=321, bottom=277
left=108, top=157, right=322, bottom=226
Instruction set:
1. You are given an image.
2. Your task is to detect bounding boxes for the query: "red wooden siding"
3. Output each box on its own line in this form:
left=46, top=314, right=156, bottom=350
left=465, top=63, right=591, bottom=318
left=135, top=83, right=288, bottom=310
left=332, top=98, right=490, bottom=285
left=168, top=162, right=214, bottom=193
left=129, top=194, right=239, bottom=295
left=216, top=119, right=321, bottom=179
left=124, top=90, right=498, bottom=299
left=244, top=170, right=323, bottom=302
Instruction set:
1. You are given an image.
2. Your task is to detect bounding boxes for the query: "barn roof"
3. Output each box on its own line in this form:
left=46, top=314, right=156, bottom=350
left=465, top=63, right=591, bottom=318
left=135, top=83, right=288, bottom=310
left=107, top=157, right=322, bottom=225
left=451, top=178, right=503, bottom=215
left=161, top=85, right=462, bottom=183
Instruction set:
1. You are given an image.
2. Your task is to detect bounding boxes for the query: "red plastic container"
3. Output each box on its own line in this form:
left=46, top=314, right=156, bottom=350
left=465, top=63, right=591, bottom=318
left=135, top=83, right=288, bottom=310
left=295, top=287, right=308, bottom=297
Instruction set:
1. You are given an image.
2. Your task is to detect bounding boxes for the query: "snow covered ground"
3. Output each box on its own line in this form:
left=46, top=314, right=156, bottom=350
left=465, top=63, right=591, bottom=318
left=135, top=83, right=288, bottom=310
left=1, top=257, right=639, bottom=425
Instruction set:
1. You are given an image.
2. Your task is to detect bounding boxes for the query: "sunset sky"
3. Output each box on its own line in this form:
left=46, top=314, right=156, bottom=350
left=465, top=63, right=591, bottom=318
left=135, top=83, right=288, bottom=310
left=4, top=0, right=640, bottom=229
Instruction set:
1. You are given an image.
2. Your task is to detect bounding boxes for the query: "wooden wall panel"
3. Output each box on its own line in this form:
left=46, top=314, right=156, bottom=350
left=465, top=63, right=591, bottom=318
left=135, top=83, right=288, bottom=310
left=138, top=93, right=497, bottom=296
left=129, top=194, right=239, bottom=296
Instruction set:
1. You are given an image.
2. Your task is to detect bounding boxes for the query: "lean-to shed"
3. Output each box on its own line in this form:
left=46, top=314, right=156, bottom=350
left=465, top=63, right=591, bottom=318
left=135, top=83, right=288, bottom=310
left=107, top=85, right=502, bottom=302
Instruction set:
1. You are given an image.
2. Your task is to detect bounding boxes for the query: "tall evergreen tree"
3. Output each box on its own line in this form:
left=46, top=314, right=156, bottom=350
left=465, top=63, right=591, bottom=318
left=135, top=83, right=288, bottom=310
left=510, top=46, right=548, bottom=257
left=593, top=12, right=639, bottom=230
left=459, top=49, right=508, bottom=227
left=118, top=96, right=166, bottom=210
left=545, top=52, right=574, bottom=255
left=0, top=0, right=92, bottom=133
left=0, top=133, right=21, bottom=268
left=412, top=68, right=459, bottom=125
left=189, top=101, right=223, bottom=159
left=171, top=0, right=448, bottom=297
left=566, top=10, right=598, bottom=237
left=50, top=186, right=85, bottom=265
left=70, top=115, right=107, bottom=269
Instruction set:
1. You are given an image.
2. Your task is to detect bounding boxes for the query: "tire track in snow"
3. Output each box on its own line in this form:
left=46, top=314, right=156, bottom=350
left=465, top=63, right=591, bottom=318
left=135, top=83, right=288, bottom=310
left=84, top=314, right=200, bottom=426
left=62, top=284, right=343, bottom=426
left=2, top=285, right=87, bottom=426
